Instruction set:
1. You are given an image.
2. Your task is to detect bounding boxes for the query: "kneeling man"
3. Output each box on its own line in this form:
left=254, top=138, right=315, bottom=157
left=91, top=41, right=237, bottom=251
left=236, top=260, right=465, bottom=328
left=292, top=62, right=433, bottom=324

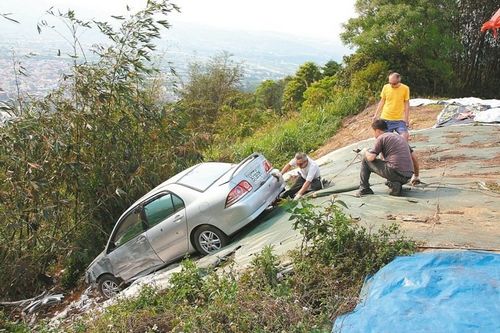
left=280, top=152, right=322, bottom=200
left=358, top=120, right=414, bottom=196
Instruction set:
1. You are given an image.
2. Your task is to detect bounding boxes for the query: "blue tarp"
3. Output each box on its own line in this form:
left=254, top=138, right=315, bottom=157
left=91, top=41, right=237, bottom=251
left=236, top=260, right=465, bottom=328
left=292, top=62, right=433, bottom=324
left=333, top=251, right=500, bottom=333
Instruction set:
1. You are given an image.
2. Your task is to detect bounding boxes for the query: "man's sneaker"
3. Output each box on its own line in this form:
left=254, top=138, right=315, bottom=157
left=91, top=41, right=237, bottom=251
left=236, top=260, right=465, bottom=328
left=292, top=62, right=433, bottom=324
left=321, top=178, right=332, bottom=188
left=357, top=188, right=374, bottom=196
left=387, top=181, right=402, bottom=196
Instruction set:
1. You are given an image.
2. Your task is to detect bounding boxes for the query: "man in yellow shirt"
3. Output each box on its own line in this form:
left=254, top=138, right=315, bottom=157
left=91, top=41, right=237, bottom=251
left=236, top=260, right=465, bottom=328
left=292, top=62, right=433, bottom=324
left=372, top=72, right=410, bottom=141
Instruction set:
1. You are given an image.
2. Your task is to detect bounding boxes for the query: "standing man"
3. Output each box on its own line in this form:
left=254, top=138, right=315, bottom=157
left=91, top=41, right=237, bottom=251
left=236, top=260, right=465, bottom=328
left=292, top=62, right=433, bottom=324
left=358, top=120, right=414, bottom=197
left=280, top=152, right=322, bottom=200
left=373, top=72, right=410, bottom=141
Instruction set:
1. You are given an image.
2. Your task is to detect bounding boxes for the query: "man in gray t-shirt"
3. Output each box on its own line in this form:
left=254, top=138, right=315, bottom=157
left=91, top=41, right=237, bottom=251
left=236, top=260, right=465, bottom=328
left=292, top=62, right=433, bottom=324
left=358, top=120, right=414, bottom=196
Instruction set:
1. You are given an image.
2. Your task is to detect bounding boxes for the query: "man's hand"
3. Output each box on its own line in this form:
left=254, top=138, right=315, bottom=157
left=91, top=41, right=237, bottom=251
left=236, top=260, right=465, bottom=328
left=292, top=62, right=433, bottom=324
left=270, top=170, right=282, bottom=180
left=293, top=193, right=302, bottom=201
left=364, top=148, right=377, bottom=162
left=410, top=175, right=421, bottom=185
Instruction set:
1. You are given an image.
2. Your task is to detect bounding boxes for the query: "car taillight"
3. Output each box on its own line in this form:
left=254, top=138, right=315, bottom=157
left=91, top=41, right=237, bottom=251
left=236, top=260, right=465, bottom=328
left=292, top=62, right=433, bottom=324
left=263, top=160, right=272, bottom=173
left=225, top=180, right=253, bottom=208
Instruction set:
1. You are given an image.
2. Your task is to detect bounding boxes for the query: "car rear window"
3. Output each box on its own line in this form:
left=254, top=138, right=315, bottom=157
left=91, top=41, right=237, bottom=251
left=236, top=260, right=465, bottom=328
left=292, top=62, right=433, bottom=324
left=177, top=162, right=233, bottom=192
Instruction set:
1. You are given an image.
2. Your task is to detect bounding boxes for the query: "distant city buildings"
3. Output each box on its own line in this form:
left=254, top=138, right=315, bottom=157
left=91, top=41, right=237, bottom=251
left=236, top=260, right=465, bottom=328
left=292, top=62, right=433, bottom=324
left=0, top=27, right=342, bottom=101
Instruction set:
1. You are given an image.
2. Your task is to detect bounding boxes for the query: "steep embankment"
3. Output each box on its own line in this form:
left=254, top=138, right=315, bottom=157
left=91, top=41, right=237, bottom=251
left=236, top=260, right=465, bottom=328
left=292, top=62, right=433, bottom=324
left=313, top=104, right=444, bottom=158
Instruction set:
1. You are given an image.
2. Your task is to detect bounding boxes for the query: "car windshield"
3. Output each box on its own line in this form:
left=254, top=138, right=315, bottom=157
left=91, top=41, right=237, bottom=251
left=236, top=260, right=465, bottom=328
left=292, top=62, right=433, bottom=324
left=177, top=162, right=232, bottom=191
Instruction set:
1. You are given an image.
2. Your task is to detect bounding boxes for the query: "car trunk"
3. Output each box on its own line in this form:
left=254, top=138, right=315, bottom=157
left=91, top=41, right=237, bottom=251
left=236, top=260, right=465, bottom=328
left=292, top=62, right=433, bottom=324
left=229, top=154, right=271, bottom=193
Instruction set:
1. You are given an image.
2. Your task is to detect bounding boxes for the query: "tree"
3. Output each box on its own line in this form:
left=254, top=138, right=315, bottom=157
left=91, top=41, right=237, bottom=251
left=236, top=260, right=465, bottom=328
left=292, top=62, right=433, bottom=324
left=255, top=79, right=285, bottom=113
left=282, top=79, right=306, bottom=113
left=302, top=76, right=338, bottom=108
left=179, top=52, right=244, bottom=134
left=453, top=1, right=500, bottom=97
left=350, top=60, right=390, bottom=99
left=295, top=62, right=322, bottom=86
left=281, top=62, right=322, bottom=112
left=341, top=0, right=459, bottom=96
left=322, top=60, right=341, bottom=77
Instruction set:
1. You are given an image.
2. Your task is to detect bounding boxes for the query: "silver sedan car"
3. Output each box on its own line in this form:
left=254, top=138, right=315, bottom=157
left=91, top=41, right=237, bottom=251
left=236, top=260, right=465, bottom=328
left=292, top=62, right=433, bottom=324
left=86, top=153, right=284, bottom=298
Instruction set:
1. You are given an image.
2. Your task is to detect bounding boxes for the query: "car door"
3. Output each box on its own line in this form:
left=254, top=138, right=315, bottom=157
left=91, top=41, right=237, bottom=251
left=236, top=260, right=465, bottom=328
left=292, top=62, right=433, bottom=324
left=143, top=192, right=189, bottom=262
left=106, top=209, right=164, bottom=281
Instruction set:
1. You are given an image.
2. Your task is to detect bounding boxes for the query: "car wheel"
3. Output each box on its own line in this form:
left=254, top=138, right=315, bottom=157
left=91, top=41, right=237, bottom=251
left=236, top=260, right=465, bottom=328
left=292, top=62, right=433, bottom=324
left=97, top=274, right=121, bottom=299
left=193, top=225, right=228, bottom=255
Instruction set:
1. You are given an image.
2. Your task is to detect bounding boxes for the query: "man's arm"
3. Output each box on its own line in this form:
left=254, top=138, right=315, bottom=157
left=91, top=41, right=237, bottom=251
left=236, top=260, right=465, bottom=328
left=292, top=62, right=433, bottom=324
left=365, top=137, right=382, bottom=162
left=295, top=163, right=320, bottom=198
left=373, top=99, right=385, bottom=121
left=404, top=100, right=410, bottom=126
left=295, top=180, right=311, bottom=198
left=410, top=151, right=421, bottom=185
left=281, top=163, right=291, bottom=175
left=411, top=152, right=419, bottom=177
left=365, top=150, right=377, bottom=162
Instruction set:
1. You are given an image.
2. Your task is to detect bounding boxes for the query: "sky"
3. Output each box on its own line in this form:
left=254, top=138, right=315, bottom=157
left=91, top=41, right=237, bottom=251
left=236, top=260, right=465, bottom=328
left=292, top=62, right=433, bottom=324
left=1, top=0, right=356, bottom=41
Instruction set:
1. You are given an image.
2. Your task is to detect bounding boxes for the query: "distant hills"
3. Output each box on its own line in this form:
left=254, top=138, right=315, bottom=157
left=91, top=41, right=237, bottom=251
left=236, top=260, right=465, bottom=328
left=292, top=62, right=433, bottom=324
left=163, top=23, right=349, bottom=90
left=0, top=22, right=350, bottom=100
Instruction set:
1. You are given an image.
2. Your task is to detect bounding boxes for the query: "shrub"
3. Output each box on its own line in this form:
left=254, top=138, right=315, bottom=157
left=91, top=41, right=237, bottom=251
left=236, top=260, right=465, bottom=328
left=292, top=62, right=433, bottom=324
left=302, top=76, right=339, bottom=108
left=285, top=199, right=416, bottom=318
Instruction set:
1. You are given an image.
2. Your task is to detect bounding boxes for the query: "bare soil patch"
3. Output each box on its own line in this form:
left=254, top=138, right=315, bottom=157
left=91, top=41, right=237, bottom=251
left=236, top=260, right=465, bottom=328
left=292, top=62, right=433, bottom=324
left=416, top=153, right=480, bottom=170
left=446, top=171, right=500, bottom=180
left=459, top=141, right=499, bottom=149
left=444, top=132, right=461, bottom=144
left=412, top=135, right=430, bottom=142
left=482, top=153, right=500, bottom=167
left=314, top=104, right=443, bottom=158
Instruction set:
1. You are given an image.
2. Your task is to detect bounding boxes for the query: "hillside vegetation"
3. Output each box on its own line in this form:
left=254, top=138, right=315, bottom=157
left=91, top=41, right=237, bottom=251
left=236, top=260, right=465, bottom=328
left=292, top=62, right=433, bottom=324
left=0, top=0, right=499, bottom=327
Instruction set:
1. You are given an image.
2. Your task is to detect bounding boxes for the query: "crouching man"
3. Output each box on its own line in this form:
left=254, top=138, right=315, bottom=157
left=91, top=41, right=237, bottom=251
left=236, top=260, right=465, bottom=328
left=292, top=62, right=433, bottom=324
left=280, top=152, right=322, bottom=200
left=358, top=120, right=414, bottom=196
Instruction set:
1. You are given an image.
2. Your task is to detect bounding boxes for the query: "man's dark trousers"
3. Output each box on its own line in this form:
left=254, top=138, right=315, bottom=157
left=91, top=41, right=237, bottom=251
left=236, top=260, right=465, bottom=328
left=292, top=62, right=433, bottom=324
left=359, top=158, right=411, bottom=190
left=281, top=176, right=322, bottom=198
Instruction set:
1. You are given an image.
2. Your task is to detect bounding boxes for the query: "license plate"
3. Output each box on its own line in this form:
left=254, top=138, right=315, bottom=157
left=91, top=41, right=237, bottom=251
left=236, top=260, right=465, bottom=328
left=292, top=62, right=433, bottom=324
left=247, top=169, right=262, bottom=182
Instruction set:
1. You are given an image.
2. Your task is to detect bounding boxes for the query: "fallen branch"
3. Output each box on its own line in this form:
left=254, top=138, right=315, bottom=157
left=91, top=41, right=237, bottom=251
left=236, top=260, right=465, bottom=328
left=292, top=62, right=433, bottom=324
left=0, top=291, right=64, bottom=315
left=0, top=291, right=47, bottom=307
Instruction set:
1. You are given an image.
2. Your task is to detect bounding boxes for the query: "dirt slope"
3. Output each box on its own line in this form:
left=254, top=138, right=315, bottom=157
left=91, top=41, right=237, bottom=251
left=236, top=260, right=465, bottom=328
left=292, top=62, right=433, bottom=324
left=313, top=104, right=444, bottom=158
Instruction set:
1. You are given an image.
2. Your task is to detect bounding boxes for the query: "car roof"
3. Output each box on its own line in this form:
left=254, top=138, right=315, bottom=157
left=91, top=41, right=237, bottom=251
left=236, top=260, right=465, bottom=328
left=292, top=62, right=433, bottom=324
left=123, top=162, right=233, bottom=215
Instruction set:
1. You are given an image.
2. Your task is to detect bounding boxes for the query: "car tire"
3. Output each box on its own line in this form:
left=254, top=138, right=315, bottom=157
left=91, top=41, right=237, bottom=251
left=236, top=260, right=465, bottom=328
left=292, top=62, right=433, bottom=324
left=97, top=274, right=121, bottom=299
left=193, top=225, right=228, bottom=255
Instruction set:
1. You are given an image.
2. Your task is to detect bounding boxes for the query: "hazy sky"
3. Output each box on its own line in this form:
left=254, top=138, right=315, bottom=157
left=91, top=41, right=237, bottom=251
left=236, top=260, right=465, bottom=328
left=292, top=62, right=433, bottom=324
left=1, top=0, right=356, bottom=41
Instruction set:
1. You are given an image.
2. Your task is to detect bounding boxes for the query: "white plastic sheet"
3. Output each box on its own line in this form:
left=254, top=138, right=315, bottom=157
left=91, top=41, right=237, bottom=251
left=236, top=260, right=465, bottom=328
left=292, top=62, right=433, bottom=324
left=475, top=108, right=500, bottom=123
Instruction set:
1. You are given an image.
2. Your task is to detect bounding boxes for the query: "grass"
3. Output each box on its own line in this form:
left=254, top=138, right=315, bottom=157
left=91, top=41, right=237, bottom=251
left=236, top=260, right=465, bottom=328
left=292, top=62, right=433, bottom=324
left=206, top=90, right=367, bottom=167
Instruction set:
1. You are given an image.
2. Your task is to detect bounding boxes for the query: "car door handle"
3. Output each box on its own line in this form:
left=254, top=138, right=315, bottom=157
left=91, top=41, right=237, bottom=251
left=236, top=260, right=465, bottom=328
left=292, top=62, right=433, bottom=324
left=173, top=214, right=183, bottom=223
left=137, top=235, right=147, bottom=243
